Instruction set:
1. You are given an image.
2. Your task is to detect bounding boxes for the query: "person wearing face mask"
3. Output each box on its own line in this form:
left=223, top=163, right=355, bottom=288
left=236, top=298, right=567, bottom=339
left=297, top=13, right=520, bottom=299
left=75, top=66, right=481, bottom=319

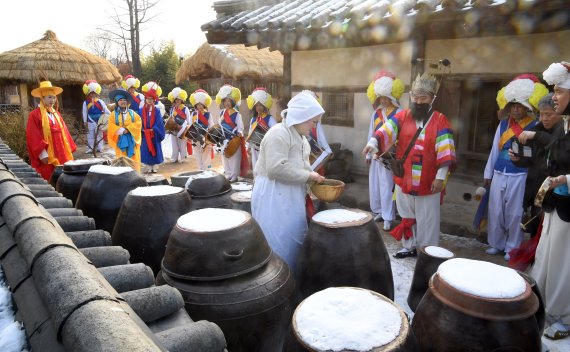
left=26, top=81, right=77, bottom=181
left=362, top=73, right=456, bottom=259
left=82, top=80, right=111, bottom=154
left=528, top=61, right=570, bottom=341
left=251, top=91, right=326, bottom=275
left=483, top=74, right=548, bottom=261
left=365, top=70, right=404, bottom=230
left=107, top=89, right=143, bottom=172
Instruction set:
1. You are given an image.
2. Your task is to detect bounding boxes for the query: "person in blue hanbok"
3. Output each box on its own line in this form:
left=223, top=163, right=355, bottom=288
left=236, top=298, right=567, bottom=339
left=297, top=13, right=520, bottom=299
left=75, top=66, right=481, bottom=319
left=140, top=82, right=165, bottom=173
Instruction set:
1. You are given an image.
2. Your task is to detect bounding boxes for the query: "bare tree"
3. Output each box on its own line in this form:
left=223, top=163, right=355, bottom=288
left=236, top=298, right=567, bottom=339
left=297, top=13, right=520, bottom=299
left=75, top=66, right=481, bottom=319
left=97, top=0, right=160, bottom=76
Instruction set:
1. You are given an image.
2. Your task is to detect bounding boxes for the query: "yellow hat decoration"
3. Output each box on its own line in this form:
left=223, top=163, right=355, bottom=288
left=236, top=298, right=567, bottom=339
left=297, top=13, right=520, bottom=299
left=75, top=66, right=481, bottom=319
left=366, top=70, right=404, bottom=106
left=121, top=75, right=140, bottom=90
left=82, top=80, right=102, bottom=95
left=246, top=87, right=273, bottom=110
left=189, top=89, right=212, bottom=108
left=215, top=84, right=241, bottom=107
left=496, top=74, right=548, bottom=111
left=168, top=87, right=188, bottom=103
left=141, top=81, right=162, bottom=100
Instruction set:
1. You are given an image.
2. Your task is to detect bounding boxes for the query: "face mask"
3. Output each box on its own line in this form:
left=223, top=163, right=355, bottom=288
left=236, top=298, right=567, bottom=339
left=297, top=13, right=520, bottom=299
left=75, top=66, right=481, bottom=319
left=411, top=102, right=431, bottom=121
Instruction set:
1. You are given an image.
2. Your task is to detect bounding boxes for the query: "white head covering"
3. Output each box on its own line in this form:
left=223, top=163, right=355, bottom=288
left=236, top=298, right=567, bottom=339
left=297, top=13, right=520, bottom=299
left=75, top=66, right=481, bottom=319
left=284, top=92, right=325, bottom=127
left=543, top=62, right=570, bottom=89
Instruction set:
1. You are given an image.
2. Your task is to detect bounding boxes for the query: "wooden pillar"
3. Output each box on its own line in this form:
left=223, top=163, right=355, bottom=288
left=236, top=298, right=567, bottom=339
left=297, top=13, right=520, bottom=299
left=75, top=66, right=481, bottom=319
left=19, top=83, right=30, bottom=126
left=282, top=52, right=292, bottom=106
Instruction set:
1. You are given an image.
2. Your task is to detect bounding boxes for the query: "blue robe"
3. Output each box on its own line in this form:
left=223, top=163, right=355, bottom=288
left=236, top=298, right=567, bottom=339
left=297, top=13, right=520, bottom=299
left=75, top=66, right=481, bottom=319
left=140, top=106, right=165, bottom=165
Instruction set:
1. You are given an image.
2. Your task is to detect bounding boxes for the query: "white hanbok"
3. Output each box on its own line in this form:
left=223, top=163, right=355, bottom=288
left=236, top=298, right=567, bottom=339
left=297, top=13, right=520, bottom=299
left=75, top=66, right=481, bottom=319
left=251, top=123, right=312, bottom=275
left=189, top=111, right=214, bottom=170
left=169, top=105, right=191, bottom=162
left=82, top=100, right=111, bottom=152
left=220, top=109, right=244, bottom=181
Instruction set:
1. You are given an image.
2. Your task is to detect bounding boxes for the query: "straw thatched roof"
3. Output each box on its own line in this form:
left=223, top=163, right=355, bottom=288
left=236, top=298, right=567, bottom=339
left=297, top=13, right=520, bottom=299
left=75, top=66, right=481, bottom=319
left=176, top=42, right=283, bottom=84
left=0, top=30, right=122, bottom=85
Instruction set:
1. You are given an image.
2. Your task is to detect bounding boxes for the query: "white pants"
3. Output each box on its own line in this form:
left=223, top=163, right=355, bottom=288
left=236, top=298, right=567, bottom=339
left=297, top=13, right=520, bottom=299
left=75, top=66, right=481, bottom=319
left=87, top=120, right=104, bottom=152
left=170, top=135, right=188, bottom=161
left=222, top=147, right=241, bottom=181
left=251, top=147, right=260, bottom=171
left=193, top=144, right=212, bottom=170
left=395, top=185, right=441, bottom=250
left=487, top=172, right=526, bottom=253
left=369, top=159, right=395, bottom=221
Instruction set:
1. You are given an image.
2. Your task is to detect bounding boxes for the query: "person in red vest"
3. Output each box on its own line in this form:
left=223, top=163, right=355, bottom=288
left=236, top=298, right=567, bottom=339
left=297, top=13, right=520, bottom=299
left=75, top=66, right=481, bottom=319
left=26, top=81, right=76, bottom=180
left=483, top=74, right=548, bottom=261
left=82, top=80, right=110, bottom=154
left=140, top=82, right=165, bottom=173
left=121, top=74, right=144, bottom=114
left=246, top=87, right=277, bottom=170
left=362, top=73, right=456, bottom=259
left=189, top=89, right=214, bottom=170
left=215, top=84, right=248, bottom=182
left=168, top=88, right=191, bottom=163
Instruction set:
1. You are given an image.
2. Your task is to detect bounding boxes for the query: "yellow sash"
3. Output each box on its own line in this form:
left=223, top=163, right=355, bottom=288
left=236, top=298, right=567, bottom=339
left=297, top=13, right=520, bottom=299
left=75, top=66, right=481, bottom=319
left=498, top=115, right=534, bottom=150
left=40, top=102, right=73, bottom=165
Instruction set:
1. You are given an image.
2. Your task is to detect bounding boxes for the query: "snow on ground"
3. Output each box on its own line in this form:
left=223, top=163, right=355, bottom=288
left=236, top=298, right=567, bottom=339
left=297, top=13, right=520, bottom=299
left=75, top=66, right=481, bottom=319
left=382, top=230, right=570, bottom=352
left=0, top=267, right=27, bottom=352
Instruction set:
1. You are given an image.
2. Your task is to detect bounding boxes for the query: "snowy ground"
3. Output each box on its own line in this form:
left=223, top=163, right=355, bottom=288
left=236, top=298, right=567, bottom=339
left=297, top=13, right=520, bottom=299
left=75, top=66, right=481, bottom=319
left=0, top=267, right=27, bottom=352
left=383, top=230, right=570, bottom=352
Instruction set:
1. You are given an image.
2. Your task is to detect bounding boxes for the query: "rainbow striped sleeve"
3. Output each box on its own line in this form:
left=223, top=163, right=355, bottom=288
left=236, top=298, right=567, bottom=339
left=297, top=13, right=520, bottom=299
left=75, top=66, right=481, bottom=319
left=374, top=116, right=399, bottom=152
left=435, top=127, right=456, bottom=167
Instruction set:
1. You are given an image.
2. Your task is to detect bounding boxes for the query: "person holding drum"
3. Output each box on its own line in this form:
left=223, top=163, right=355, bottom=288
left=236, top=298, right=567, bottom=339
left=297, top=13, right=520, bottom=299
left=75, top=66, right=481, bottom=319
left=529, top=61, right=570, bottom=341
left=246, top=87, right=277, bottom=170
left=121, top=74, right=144, bottom=114
left=82, top=80, right=111, bottom=154
left=140, top=82, right=165, bottom=173
left=189, top=89, right=215, bottom=170
left=167, top=88, right=191, bottom=163
left=365, top=70, right=404, bottom=231
left=215, top=84, right=248, bottom=182
left=107, top=89, right=143, bottom=172
left=251, top=91, right=326, bottom=276
left=483, top=74, right=548, bottom=261
left=362, top=73, right=456, bottom=259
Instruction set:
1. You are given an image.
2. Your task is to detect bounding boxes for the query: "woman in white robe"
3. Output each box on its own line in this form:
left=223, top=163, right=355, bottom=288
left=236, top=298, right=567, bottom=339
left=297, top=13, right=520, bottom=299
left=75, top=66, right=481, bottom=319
left=251, top=92, right=325, bottom=276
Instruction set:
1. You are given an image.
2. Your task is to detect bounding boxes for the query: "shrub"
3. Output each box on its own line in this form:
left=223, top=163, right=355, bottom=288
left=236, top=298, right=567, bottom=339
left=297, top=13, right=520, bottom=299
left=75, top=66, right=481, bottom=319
left=0, top=111, right=29, bottom=162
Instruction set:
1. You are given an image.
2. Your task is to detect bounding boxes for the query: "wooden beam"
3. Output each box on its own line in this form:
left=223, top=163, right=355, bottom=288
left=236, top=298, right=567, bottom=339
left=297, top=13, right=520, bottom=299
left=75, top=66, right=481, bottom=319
left=282, top=52, right=292, bottom=106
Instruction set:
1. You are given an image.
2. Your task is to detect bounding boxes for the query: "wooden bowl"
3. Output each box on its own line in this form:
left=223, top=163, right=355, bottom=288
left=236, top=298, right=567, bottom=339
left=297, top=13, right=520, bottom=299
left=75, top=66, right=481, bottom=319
left=310, top=179, right=345, bottom=203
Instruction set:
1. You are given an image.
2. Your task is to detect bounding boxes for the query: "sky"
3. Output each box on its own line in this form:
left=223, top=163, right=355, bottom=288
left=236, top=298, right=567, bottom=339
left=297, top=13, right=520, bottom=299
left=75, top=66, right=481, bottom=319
left=0, top=0, right=218, bottom=57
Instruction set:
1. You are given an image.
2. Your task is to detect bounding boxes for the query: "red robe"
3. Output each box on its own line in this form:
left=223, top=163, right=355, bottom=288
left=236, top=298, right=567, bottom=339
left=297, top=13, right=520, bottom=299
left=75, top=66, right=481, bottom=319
left=26, top=108, right=76, bottom=180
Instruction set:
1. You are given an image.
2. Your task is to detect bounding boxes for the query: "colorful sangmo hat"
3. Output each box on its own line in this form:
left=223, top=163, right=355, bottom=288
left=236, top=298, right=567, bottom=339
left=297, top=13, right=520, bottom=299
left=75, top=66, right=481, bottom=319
left=496, top=74, right=548, bottom=111
left=121, top=75, right=141, bottom=90
left=167, top=87, right=188, bottom=103
left=543, top=62, right=570, bottom=89
left=189, top=89, right=212, bottom=108
left=82, top=80, right=102, bottom=95
left=215, top=84, right=241, bottom=107
left=366, top=70, right=405, bottom=107
left=247, top=87, right=273, bottom=110
left=141, top=81, right=162, bottom=100
left=31, top=81, right=63, bottom=98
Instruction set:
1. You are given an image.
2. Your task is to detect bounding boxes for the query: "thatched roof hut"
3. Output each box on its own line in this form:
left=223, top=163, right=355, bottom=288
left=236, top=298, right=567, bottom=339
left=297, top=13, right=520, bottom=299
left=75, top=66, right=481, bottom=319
left=176, top=42, right=282, bottom=83
left=0, top=30, right=121, bottom=114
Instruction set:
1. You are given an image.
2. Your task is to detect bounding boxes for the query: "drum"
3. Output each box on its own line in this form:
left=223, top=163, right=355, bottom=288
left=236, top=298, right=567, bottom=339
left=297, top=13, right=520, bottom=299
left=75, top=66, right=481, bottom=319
left=184, top=123, right=207, bottom=144
left=246, top=124, right=268, bottom=149
left=412, top=258, right=541, bottom=351
left=205, top=124, right=225, bottom=146
left=297, top=209, right=394, bottom=301
left=224, top=135, right=242, bottom=158
left=164, top=116, right=182, bottom=134
left=407, top=245, right=455, bottom=312
left=158, top=208, right=294, bottom=352
left=112, top=185, right=191, bottom=275
left=292, top=287, right=418, bottom=352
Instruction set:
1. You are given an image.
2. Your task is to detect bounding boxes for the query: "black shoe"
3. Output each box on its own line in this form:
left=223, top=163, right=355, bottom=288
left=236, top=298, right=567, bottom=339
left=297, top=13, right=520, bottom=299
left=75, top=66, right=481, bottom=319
left=393, top=249, right=417, bottom=259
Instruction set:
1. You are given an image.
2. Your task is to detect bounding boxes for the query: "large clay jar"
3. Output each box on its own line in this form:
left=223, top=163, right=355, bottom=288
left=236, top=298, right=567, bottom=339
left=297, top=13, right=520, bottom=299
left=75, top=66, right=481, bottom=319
left=407, top=245, right=455, bottom=312
left=49, top=165, right=63, bottom=188
left=412, top=258, right=541, bottom=351
left=158, top=208, right=295, bottom=352
left=75, top=165, right=147, bottom=233
left=230, top=190, right=252, bottom=213
left=111, top=185, right=192, bottom=275
left=171, top=170, right=233, bottom=210
left=297, top=209, right=394, bottom=301
left=56, top=158, right=109, bottom=205
left=292, top=287, right=418, bottom=352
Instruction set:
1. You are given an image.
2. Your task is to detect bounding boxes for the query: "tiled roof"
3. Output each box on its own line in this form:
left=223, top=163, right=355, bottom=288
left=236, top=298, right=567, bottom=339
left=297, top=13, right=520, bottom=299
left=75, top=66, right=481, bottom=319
left=203, top=0, right=569, bottom=51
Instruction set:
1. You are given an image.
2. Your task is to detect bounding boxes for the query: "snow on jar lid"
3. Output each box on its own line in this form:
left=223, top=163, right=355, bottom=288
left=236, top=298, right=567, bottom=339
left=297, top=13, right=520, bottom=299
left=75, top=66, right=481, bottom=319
left=64, top=158, right=107, bottom=165
left=231, top=182, right=253, bottom=191
left=424, top=246, right=454, bottom=258
left=231, top=190, right=252, bottom=202
left=131, top=185, right=183, bottom=197
left=312, top=209, right=369, bottom=227
left=437, top=258, right=526, bottom=299
left=177, top=208, right=249, bottom=232
left=88, top=164, right=133, bottom=175
left=294, top=287, right=403, bottom=351
left=184, top=170, right=219, bottom=188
